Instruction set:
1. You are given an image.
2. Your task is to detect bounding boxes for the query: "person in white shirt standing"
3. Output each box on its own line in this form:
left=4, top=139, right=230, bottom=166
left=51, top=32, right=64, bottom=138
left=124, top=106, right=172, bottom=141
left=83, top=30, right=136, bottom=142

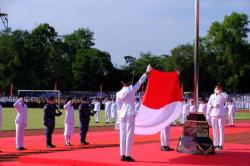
left=207, top=84, right=228, bottom=150
left=116, top=65, right=151, bottom=162
left=103, top=98, right=112, bottom=124
left=181, top=99, right=190, bottom=124
left=198, top=98, right=207, bottom=114
left=92, top=98, right=101, bottom=123
left=227, top=99, right=237, bottom=127
left=135, top=98, right=141, bottom=113
left=64, top=97, right=75, bottom=146
left=189, top=99, right=195, bottom=113
left=111, top=99, right=117, bottom=123
left=14, top=95, right=28, bottom=151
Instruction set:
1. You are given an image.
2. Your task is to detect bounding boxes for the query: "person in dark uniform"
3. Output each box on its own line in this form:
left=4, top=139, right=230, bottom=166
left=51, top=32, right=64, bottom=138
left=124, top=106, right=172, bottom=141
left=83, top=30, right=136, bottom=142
left=79, top=97, right=95, bottom=145
left=44, top=96, right=62, bottom=148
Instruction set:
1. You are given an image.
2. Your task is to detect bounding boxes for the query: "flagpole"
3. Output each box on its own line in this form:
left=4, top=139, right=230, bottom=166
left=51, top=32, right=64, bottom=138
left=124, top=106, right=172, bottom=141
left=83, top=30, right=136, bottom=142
left=177, top=0, right=215, bottom=154
left=194, top=0, right=199, bottom=112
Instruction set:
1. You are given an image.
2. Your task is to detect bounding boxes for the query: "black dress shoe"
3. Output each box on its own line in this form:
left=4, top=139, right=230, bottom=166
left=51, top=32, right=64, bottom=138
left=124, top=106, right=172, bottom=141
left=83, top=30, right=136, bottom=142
left=47, top=144, right=56, bottom=148
left=20, top=147, right=26, bottom=150
left=217, top=146, right=223, bottom=150
left=16, top=147, right=22, bottom=151
left=105, top=122, right=109, bottom=124
left=80, top=141, right=89, bottom=145
left=66, top=143, right=73, bottom=146
left=160, top=146, right=174, bottom=151
left=120, top=155, right=126, bottom=161
left=125, top=156, right=135, bottom=162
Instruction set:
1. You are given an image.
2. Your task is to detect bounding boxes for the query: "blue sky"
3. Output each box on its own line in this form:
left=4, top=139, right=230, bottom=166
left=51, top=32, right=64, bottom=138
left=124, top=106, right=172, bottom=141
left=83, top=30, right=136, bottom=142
left=1, top=0, right=250, bottom=66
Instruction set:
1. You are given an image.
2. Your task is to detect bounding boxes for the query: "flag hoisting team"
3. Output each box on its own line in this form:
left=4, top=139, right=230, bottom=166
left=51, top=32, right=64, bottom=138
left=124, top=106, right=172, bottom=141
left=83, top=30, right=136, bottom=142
left=0, top=65, right=239, bottom=161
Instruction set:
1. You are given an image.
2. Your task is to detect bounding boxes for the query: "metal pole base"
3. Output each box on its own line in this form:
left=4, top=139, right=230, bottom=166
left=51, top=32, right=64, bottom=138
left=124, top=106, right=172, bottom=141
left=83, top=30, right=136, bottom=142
left=177, top=113, right=215, bottom=154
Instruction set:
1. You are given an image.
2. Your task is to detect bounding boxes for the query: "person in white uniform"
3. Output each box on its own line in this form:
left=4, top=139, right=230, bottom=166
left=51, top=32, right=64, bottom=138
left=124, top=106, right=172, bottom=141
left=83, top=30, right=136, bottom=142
left=135, top=98, right=141, bottom=116
left=181, top=99, right=190, bottom=124
left=207, top=84, right=228, bottom=150
left=14, top=95, right=28, bottom=151
left=160, top=125, right=174, bottom=151
left=111, top=99, right=117, bottom=123
left=116, top=65, right=151, bottom=162
left=102, top=98, right=112, bottom=124
left=227, top=99, right=237, bottom=127
left=189, top=99, right=195, bottom=113
left=91, top=98, right=101, bottom=123
left=198, top=98, right=207, bottom=114
left=64, top=97, right=75, bottom=146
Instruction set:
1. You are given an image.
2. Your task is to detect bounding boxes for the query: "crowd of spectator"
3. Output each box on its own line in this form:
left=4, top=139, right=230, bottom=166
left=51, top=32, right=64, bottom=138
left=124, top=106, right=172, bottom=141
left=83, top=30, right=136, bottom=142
left=0, top=92, right=249, bottom=110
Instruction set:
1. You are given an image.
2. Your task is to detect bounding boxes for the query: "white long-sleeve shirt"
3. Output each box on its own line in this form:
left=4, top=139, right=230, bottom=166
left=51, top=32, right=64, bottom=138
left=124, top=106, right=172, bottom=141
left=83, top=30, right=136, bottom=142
left=116, top=74, right=147, bottom=118
left=227, top=103, right=236, bottom=115
left=198, top=103, right=207, bottom=115
left=64, top=101, right=75, bottom=124
left=182, top=103, right=190, bottom=115
left=103, top=100, right=112, bottom=112
left=13, top=98, right=27, bottom=124
left=207, top=92, right=228, bottom=117
left=92, top=100, right=101, bottom=112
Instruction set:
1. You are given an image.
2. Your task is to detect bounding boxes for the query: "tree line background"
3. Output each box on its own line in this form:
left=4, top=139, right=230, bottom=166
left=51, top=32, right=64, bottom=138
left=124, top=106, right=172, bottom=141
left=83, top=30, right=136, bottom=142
left=0, top=12, right=249, bottom=94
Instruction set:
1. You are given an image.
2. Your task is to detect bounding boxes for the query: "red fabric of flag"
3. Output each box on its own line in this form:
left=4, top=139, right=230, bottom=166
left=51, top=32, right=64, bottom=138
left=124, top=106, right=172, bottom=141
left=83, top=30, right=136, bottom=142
left=143, top=69, right=182, bottom=109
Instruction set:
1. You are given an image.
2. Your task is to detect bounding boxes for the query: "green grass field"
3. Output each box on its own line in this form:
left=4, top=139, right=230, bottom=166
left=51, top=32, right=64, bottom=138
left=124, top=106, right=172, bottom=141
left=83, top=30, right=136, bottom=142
left=1, top=108, right=250, bottom=130
left=1, top=108, right=112, bottom=131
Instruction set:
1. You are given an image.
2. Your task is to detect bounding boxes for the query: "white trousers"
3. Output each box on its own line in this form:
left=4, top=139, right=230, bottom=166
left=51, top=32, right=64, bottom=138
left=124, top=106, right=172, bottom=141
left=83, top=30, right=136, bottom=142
left=95, top=111, right=100, bottom=122
left=120, top=114, right=135, bottom=156
left=228, top=111, right=235, bottom=126
left=16, top=123, right=26, bottom=148
left=211, top=116, right=226, bottom=147
left=181, top=113, right=188, bottom=124
left=105, top=110, right=111, bottom=122
left=160, top=126, right=170, bottom=146
left=64, top=123, right=74, bottom=136
left=111, top=110, right=117, bottom=122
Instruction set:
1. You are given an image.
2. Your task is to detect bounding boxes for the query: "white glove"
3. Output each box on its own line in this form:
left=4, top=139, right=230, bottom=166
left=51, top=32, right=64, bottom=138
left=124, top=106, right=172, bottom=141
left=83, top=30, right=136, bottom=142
left=146, top=64, right=152, bottom=73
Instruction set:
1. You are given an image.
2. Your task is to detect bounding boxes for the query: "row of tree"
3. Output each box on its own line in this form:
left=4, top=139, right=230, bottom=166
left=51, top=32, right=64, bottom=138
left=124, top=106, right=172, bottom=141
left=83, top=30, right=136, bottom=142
left=0, top=12, right=249, bottom=94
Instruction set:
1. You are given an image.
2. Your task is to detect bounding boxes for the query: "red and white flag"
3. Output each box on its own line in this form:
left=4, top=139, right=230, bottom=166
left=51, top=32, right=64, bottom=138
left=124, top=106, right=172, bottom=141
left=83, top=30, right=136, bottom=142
left=135, top=69, right=183, bottom=135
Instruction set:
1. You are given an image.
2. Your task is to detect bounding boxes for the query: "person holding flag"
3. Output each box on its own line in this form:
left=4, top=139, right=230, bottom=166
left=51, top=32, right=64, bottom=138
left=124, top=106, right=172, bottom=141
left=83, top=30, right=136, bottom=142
left=116, top=65, right=151, bottom=162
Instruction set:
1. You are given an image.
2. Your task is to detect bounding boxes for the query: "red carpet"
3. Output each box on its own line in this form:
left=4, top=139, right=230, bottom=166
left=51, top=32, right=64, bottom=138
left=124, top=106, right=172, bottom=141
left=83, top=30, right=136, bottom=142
left=1, top=122, right=250, bottom=165
left=3, top=142, right=250, bottom=166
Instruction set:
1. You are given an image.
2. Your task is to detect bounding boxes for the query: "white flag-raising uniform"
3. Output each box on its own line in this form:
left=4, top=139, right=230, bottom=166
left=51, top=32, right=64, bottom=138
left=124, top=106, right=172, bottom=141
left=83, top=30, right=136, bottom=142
left=14, top=98, right=27, bottom=149
left=181, top=102, right=190, bottom=124
left=116, top=74, right=147, bottom=157
left=227, top=102, right=237, bottom=126
left=64, top=101, right=75, bottom=136
left=207, top=91, right=228, bottom=148
left=135, top=69, right=183, bottom=135
left=92, top=100, right=101, bottom=122
left=103, top=100, right=112, bottom=123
